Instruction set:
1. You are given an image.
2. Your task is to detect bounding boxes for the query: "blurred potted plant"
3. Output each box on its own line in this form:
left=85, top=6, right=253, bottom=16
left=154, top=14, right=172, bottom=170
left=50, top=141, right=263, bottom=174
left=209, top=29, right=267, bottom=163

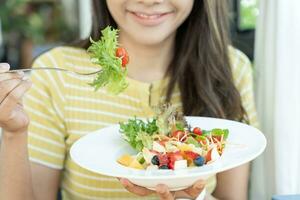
left=0, top=0, right=76, bottom=67
left=0, top=0, right=45, bottom=47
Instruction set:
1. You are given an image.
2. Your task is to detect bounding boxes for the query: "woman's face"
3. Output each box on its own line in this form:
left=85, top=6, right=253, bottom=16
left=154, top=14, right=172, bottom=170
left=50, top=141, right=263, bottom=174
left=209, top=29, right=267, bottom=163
left=106, top=0, right=194, bottom=46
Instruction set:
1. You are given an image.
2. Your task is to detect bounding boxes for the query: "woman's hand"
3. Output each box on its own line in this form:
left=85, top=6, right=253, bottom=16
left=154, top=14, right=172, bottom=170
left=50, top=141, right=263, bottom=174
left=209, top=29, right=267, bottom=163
left=119, top=178, right=205, bottom=200
left=0, top=63, right=32, bottom=135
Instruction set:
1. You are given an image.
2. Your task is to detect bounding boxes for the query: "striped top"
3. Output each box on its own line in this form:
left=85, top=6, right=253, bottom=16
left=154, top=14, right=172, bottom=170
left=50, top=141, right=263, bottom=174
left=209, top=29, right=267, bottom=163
left=24, top=46, right=258, bottom=200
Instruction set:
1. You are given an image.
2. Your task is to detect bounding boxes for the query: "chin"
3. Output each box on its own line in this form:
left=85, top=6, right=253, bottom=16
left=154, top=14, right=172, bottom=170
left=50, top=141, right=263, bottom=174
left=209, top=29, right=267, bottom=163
left=138, top=36, right=168, bottom=46
left=130, top=29, right=175, bottom=46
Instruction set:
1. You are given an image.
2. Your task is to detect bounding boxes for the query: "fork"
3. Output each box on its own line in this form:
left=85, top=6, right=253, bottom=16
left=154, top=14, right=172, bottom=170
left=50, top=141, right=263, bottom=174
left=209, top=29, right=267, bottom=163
left=2, top=67, right=102, bottom=76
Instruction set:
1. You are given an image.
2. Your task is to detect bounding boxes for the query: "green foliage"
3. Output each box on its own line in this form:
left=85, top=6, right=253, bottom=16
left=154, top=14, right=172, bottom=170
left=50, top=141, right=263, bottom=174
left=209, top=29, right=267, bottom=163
left=119, top=118, right=158, bottom=151
left=186, top=136, right=200, bottom=147
left=175, top=122, right=185, bottom=131
left=0, top=0, right=73, bottom=44
left=0, top=0, right=31, bottom=32
left=202, top=128, right=229, bottom=139
left=239, top=0, right=259, bottom=30
left=119, top=105, right=230, bottom=152
left=88, top=26, right=128, bottom=94
left=154, top=104, right=187, bottom=135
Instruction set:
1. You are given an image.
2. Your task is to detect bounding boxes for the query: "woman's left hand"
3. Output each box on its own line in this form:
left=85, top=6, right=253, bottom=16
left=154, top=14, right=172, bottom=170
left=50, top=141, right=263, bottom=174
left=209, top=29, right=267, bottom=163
left=119, top=178, right=206, bottom=200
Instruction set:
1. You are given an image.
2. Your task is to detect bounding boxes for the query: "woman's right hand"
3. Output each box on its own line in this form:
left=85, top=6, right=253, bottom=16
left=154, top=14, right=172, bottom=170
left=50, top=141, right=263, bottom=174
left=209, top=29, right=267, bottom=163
left=0, top=63, right=32, bottom=135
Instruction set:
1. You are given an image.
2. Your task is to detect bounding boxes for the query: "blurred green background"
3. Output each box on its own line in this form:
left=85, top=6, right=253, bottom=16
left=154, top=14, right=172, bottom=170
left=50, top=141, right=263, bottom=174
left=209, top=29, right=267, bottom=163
left=0, top=0, right=259, bottom=68
left=239, top=0, right=259, bottom=30
left=0, top=0, right=78, bottom=68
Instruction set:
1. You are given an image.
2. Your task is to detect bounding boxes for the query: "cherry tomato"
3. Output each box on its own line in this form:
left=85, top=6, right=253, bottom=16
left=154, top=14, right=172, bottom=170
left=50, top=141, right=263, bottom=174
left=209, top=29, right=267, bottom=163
left=116, top=47, right=129, bottom=67
left=182, top=151, right=199, bottom=165
left=167, top=152, right=183, bottom=170
left=183, top=151, right=199, bottom=160
left=171, top=130, right=187, bottom=141
left=122, top=54, right=129, bottom=67
left=116, top=47, right=126, bottom=57
left=206, top=149, right=212, bottom=163
left=193, top=127, right=202, bottom=135
left=167, top=151, right=183, bottom=169
left=167, top=151, right=183, bottom=162
left=157, top=154, right=169, bottom=167
left=168, top=162, right=175, bottom=170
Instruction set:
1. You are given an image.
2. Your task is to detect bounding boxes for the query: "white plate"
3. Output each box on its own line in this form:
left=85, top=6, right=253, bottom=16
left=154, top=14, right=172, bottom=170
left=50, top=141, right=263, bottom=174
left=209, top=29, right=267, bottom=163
left=70, top=117, right=266, bottom=191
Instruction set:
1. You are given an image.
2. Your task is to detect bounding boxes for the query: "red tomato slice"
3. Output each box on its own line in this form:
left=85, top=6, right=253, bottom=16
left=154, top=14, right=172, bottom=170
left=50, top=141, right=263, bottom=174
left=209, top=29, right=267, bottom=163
left=171, top=130, right=187, bottom=142
left=206, top=149, right=212, bottom=163
left=193, top=127, right=202, bottom=135
left=122, top=55, right=129, bottom=67
left=167, top=152, right=183, bottom=170
left=158, top=154, right=169, bottom=166
left=167, top=151, right=183, bottom=162
left=183, top=151, right=199, bottom=160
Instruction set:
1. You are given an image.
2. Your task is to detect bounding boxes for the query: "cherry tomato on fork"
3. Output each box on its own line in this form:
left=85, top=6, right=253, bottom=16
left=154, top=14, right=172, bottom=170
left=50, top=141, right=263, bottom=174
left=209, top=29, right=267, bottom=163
left=116, top=47, right=129, bottom=67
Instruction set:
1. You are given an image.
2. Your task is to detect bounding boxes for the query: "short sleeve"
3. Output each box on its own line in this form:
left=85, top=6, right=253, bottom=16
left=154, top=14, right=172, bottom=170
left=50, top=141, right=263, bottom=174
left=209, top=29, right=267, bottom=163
left=24, top=48, right=67, bottom=169
left=229, top=47, right=259, bottom=128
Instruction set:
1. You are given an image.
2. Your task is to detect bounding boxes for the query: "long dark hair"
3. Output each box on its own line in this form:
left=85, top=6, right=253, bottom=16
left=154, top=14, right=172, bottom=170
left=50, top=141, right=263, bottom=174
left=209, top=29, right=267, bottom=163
left=79, top=0, right=246, bottom=121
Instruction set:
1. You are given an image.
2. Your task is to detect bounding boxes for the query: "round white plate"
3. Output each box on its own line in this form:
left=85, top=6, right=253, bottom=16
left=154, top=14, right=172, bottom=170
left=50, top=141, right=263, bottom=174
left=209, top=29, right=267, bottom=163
left=70, top=117, right=266, bottom=191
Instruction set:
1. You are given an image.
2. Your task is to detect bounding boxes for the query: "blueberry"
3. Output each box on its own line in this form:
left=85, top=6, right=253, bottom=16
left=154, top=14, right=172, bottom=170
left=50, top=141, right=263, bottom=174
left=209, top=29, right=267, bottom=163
left=194, top=156, right=206, bottom=166
left=151, top=155, right=160, bottom=165
left=159, top=165, right=169, bottom=169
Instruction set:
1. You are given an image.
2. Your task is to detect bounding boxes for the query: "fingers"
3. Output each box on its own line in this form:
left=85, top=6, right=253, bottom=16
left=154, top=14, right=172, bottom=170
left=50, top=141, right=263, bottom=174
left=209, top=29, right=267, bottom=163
left=0, top=79, right=23, bottom=103
left=156, top=184, right=175, bottom=200
left=0, top=71, right=24, bottom=82
left=0, top=63, right=25, bottom=82
left=0, top=63, right=25, bottom=102
left=182, top=179, right=206, bottom=198
left=0, top=63, right=10, bottom=73
left=119, top=179, right=176, bottom=200
left=0, top=80, right=32, bottom=118
left=120, top=178, right=154, bottom=197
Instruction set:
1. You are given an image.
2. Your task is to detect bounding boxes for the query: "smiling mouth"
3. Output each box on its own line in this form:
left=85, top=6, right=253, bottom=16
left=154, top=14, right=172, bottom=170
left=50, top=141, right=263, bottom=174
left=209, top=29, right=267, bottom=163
left=132, top=12, right=170, bottom=19
left=129, top=11, right=173, bottom=26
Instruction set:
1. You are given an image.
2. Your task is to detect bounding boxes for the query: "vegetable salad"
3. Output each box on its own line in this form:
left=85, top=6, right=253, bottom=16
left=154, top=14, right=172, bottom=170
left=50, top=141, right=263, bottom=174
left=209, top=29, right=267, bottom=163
left=117, top=105, right=229, bottom=170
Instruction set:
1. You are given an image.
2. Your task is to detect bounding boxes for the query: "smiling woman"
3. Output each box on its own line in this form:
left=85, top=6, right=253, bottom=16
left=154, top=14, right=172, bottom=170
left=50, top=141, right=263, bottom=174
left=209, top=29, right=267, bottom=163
left=106, top=0, right=193, bottom=45
left=0, top=0, right=258, bottom=200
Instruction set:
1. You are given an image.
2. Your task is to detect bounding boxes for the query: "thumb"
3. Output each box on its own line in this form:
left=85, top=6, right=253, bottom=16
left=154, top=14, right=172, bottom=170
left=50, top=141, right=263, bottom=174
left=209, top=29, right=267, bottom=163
left=183, top=180, right=206, bottom=198
left=156, top=184, right=175, bottom=200
left=0, top=63, right=10, bottom=73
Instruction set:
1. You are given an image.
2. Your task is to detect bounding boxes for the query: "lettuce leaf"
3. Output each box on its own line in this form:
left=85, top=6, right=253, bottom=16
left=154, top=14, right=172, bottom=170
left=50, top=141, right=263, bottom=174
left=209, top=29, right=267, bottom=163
left=136, top=132, right=153, bottom=151
left=119, top=118, right=158, bottom=151
left=186, top=136, right=200, bottom=147
left=202, top=128, right=229, bottom=139
left=88, top=26, right=128, bottom=94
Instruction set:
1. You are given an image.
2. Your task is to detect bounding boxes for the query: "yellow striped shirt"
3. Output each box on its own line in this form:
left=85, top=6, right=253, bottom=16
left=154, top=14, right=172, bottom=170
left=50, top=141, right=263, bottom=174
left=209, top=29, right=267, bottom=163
left=24, top=46, right=258, bottom=200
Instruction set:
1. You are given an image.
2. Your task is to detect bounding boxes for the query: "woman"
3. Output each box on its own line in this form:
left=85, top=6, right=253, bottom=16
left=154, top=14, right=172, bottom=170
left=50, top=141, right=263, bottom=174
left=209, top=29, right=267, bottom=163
left=0, top=0, right=258, bottom=199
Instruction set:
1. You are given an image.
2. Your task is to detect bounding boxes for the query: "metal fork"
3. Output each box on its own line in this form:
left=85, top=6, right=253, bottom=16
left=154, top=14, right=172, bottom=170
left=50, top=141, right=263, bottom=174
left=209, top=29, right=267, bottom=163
left=2, top=67, right=102, bottom=76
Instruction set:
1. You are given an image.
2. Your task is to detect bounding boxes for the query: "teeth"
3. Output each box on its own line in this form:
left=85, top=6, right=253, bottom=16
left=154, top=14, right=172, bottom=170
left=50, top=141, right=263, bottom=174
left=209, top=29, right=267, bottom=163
left=135, top=12, right=161, bottom=19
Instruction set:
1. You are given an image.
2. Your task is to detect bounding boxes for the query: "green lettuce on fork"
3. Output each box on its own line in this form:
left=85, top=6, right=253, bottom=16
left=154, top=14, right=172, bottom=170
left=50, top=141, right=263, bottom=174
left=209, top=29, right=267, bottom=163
left=88, top=26, right=129, bottom=94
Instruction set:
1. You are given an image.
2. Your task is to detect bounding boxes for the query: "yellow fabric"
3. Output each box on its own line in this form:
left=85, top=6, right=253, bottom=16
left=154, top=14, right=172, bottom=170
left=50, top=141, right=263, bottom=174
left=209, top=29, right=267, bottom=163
left=24, top=46, right=258, bottom=200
